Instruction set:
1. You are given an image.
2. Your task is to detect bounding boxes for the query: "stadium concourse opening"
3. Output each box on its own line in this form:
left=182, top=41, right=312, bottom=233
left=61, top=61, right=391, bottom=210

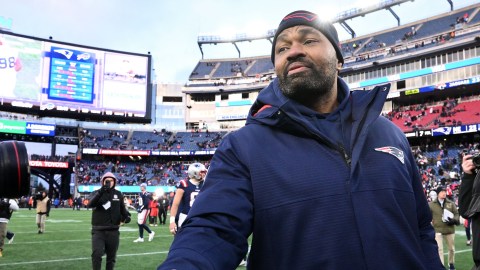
left=30, top=158, right=75, bottom=200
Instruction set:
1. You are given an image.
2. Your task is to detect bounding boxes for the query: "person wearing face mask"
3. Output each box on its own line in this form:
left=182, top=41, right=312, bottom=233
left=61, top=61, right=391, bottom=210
left=87, top=172, right=131, bottom=270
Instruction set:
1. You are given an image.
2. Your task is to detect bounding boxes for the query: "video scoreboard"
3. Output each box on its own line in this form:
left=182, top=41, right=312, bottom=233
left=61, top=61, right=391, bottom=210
left=48, top=46, right=96, bottom=103
left=0, top=30, right=152, bottom=123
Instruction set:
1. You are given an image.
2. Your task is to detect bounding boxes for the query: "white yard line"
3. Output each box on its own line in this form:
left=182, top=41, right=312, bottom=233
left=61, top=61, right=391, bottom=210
left=13, top=235, right=172, bottom=245
left=0, top=251, right=169, bottom=267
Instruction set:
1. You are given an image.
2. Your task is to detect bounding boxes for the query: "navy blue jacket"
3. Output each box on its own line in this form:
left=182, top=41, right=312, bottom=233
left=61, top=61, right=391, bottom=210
left=159, top=78, right=443, bottom=270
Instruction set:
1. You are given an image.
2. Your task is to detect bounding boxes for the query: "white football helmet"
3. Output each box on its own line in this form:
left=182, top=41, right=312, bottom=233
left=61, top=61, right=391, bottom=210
left=188, top=163, right=207, bottom=180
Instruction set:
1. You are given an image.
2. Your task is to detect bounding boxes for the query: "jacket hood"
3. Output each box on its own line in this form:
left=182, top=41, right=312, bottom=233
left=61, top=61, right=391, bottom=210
left=246, top=77, right=390, bottom=148
left=101, top=172, right=117, bottom=188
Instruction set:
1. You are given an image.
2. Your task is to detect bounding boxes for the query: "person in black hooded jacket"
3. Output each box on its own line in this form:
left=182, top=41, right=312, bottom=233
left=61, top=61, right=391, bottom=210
left=87, top=172, right=131, bottom=270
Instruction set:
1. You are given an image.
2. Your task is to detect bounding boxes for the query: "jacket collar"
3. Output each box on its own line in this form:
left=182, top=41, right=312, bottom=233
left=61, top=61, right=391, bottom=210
left=247, top=77, right=390, bottom=138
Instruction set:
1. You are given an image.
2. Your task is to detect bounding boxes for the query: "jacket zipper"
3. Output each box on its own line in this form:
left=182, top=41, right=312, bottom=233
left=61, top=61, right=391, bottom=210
left=281, top=110, right=352, bottom=167
left=284, top=111, right=352, bottom=168
left=338, top=144, right=352, bottom=167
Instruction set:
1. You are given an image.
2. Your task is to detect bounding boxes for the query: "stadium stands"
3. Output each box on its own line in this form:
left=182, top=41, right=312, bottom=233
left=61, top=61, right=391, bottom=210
left=131, top=130, right=173, bottom=150
left=3, top=2, right=480, bottom=203
left=244, top=57, right=274, bottom=76
left=82, top=129, right=129, bottom=149
left=435, top=99, right=480, bottom=127
left=190, top=61, right=218, bottom=79
left=385, top=95, right=480, bottom=132
left=187, top=4, right=480, bottom=81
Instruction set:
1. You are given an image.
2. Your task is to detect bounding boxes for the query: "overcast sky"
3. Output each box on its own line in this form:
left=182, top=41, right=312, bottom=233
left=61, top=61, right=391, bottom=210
left=0, top=0, right=475, bottom=83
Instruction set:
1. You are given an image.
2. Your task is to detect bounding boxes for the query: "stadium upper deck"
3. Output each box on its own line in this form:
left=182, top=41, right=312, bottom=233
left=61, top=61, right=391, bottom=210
left=181, top=3, right=480, bottom=133
left=186, top=3, right=480, bottom=83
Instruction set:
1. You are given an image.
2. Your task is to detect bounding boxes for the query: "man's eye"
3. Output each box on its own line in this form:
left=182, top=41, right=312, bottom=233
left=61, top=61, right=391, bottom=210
left=277, top=47, right=288, bottom=53
left=304, top=39, right=317, bottom=45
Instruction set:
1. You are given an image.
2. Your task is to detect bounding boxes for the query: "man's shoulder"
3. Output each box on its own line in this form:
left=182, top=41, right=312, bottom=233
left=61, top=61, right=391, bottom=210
left=429, top=200, right=440, bottom=208
left=178, top=179, right=189, bottom=188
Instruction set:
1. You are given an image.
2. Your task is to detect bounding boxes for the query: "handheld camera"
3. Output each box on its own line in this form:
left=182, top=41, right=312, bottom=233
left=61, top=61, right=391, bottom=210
left=464, top=149, right=480, bottom=168
left=104, top=180, right=112, bottom=188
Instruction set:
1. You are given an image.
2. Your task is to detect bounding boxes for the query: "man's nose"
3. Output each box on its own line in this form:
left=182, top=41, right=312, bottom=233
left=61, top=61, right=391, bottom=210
left=286, top=42, right=306, bottom=61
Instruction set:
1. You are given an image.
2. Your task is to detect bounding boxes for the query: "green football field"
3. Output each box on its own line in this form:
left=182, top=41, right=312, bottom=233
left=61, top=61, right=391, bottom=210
left=0, top=208, right=248, bottom=270
left=0, top=208, right=476, bottom=269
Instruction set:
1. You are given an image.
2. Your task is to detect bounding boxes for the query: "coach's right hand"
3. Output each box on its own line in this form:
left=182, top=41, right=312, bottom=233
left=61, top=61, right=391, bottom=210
left=169, top=219, right=177, bottom=235
left=462, top=154, right=476, bottom=175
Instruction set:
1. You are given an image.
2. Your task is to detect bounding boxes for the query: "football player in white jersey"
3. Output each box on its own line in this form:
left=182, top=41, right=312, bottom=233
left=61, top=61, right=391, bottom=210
left=169, top=163, right=207, bottom=235
left=133, top=183, right=155, bottom=243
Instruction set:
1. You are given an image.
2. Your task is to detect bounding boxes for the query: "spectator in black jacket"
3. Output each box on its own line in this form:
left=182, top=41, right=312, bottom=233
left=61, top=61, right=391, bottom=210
left=158, top=194, right=169, bottom=225
left=87, top=172, right=131, bottom=270
left=459, top=153, right=480, bottom=269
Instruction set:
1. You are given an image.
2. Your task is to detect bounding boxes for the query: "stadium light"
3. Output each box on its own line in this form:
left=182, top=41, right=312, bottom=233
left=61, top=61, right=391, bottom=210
left=154, top=188, right=165, bottom=199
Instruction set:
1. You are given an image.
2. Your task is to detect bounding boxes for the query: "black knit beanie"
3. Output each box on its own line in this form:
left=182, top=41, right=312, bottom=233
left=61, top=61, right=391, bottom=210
left=271, top=10, right=344, bottom=65
left=436, top=186, right=446, bottom=194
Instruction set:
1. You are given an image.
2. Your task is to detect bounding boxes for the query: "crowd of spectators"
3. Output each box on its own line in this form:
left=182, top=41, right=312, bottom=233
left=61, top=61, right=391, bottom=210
left=384, top=95, right=480, bottom=131
left=30, top=154, right=70, bottom=162
left=414, top=140, right=480, bottom=205
left=80, top=128, right=226, bottom=152
left=80, top=129, right=128, bottom=149
left=75, top=159, right=196, bottom=187
left=72, top=137, right=480, bottom=211
left=454, top=12, right=469, bottom=25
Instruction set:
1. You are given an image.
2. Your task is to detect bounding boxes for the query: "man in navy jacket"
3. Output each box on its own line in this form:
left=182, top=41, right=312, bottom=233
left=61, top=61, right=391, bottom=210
left=159, top=10, right=443, bottom=270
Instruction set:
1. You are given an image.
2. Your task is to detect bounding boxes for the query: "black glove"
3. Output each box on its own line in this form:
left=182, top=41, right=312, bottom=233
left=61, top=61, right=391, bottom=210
left=446, top=218, right=457, bottom=226
left=100, top=185, right=110, bottom=194
left=124, top=216, right=131, bottom=224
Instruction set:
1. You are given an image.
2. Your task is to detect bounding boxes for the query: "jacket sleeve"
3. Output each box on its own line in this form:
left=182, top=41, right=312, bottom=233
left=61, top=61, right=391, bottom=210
left=8, top=199, right=19, bottom=211
left=453, top=202, right=460, bottom=224
left=158, top=135, right=252, bottom=270
left=459, top=172, right=475, bottom=218
left=87, top=190, right=105, bottom=208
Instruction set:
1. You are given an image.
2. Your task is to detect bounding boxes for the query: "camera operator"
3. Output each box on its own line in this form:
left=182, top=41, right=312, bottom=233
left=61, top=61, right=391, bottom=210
left=35, top=191, right=49, bottom=234
left=87, top=172, right=131, bottom=270
left=0, top=198, right=18, bottom=257
left=459, top=153, right=480, bottom=269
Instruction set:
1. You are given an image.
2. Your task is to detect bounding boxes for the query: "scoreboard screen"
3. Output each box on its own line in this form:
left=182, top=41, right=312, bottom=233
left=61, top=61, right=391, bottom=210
left=48, top=46, right=96, bottom=103
left=0, top=30, right=152, bottom=123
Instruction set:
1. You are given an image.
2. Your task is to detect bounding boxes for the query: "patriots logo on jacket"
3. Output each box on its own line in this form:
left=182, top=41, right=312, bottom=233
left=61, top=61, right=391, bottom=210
left=375, top=146, right=404, bottom=164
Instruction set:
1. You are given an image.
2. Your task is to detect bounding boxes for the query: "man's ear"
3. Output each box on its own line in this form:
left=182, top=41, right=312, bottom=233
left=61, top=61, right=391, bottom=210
left=336, top=62, right=343, bottom=72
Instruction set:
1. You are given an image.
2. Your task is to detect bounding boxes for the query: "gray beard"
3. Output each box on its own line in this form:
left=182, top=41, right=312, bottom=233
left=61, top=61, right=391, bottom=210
left=279, top=60, right=338, bottom=107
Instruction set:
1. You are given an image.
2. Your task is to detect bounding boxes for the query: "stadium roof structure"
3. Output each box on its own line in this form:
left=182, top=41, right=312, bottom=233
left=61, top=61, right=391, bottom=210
left=196, top=0, right=457, bottom=59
